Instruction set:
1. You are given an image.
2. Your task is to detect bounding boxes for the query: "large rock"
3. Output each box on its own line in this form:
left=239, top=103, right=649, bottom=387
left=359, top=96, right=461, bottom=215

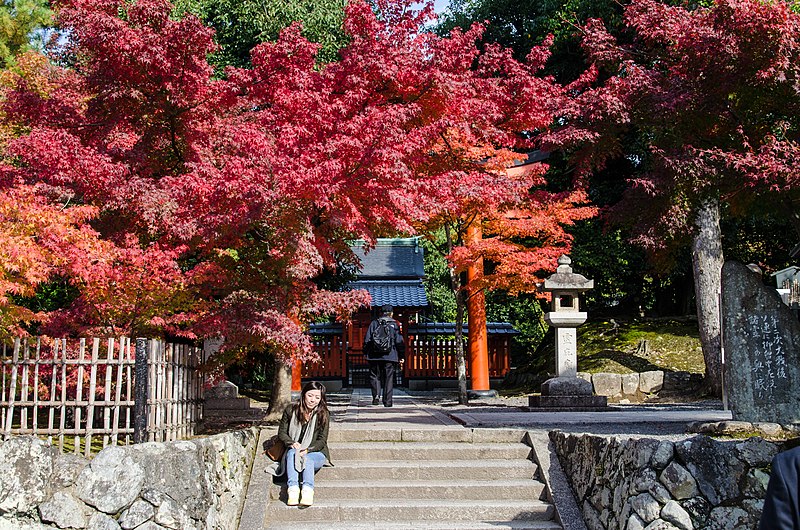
left=52, top=453, right=88, bottom=489
left=88, top=513, right=122, bottom=530
left=622, top=373, right=640, bottom=395
left=119, top=499, right=155, bottom=529
left=639, top=371, right=664, bottom=394
left=661, top=500, right=693, bottom=530
left=675, top=437, right=746, bottom=505
left=541, top=376, right=593, bottom=396
left=630, top=493, right=660, bottom=523
left=722, top=260, right=800, bottom=424
left=592, top=373, right=622, bottom=397
left=38, top=491, right=87, bottom=529
left=659, top=462, right=698, bottom=500
left=76, top=446, right=145, bottom=514
left=128, top=441, right=211, bottom=520
left=0, top=437, right=57, bottom=514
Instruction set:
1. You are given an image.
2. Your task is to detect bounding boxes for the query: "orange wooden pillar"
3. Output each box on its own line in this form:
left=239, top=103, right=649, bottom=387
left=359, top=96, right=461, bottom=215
left=290, top=311, right=303, bottom=392
left=291, top=359, right=302, bottom=392
left=466, top=222, right=492, bottom=394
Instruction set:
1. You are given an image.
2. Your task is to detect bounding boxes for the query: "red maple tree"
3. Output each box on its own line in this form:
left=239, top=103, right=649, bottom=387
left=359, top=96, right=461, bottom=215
left=545, top=0, right=800, bottom=395
left=0, top=0, right=601, bottom=410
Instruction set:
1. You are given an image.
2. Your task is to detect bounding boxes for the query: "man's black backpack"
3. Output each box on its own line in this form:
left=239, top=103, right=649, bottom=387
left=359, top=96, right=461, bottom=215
left=369, top=318, right=395, bottom=356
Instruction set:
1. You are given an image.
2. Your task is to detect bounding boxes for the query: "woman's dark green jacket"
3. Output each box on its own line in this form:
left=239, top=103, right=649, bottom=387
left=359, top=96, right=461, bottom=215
left=277, top=406, right=331, bottom=463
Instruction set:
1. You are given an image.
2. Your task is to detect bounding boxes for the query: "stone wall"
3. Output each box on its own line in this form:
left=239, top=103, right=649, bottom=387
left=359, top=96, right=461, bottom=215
left=579, top=371, right=703, bottom=403
left=551, top=432, right=781, bottom=530
left=0, top=428, right=258, bottom=530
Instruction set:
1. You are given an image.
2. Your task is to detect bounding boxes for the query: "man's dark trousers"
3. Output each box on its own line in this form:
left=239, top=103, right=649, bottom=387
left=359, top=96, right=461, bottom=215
left=369, top=360, right=396, bottom=406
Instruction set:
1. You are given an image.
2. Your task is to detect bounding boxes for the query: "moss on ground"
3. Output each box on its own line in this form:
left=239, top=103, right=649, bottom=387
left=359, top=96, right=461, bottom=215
left=577, top=318, right=704, bottom=375
left=501, top=317, right=705, bottom=396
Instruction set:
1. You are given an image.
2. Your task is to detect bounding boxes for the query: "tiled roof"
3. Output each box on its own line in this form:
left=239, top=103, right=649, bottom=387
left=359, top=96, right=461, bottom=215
left=349, top=280, right=428, bottom=308
left=351, top=238, right=424, bottom=279
left=408, top=322, right=519, bottom=335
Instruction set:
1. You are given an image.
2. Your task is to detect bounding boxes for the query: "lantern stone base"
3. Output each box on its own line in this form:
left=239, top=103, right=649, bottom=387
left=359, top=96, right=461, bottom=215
left=526, top=394, right=610, bottom=410
left=526, top=376, right=610, bottom=410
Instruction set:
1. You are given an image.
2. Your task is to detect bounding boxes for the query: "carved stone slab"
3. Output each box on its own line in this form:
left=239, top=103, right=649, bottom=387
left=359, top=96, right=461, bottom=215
left=722, top=261, right=800, bottom=425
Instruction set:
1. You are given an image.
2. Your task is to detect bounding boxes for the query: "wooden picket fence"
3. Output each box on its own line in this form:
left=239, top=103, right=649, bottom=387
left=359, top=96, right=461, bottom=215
left=0, top=337, right=204, bottom=455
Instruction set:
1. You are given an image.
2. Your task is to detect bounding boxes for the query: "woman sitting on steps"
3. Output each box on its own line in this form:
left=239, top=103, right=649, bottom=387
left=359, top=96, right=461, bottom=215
left=276, top=381, right=332, bottom=507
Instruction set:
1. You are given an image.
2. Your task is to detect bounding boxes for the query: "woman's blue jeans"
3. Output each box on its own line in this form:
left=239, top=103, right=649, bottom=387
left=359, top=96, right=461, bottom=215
left=285, top=448, right=326, bottom=488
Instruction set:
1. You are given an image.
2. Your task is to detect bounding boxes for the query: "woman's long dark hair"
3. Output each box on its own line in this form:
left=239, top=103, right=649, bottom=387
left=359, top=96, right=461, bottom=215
left=293, top=381, right=329, bottom=427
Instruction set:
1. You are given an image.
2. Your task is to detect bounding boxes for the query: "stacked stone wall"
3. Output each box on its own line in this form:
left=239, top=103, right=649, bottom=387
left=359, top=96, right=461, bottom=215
left=551, top=432, right=782, bottom=530
left=0, top=428, right=258, bottom=530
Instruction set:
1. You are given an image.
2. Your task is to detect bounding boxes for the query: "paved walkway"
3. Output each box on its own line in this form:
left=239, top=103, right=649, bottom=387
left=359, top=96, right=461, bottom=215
left=333, top=387, right=732, bottom=438
left=239, top=388, right=733, bottom=530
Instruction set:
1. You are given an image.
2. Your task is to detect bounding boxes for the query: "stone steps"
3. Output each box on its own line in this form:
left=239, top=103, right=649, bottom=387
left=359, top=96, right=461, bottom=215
left=319, top=459, right=539, bottom=481
left=266, top=499, right=556, bottom=522
left=265, top=521, right=562, bottom=530
left=269, top=479, right=546, bottom=500
left=330, top=441, right=532, bottom=461
left=261, top=428, right=561, bottom=529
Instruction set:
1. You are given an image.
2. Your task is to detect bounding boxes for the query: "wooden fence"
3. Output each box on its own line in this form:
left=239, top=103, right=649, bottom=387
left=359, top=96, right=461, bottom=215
left=306, top=334, right=511, bottom=380
left=0, top=337, right=204, bottom=455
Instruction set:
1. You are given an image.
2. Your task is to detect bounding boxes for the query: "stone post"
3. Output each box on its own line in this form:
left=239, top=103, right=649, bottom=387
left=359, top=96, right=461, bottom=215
left=134, top=338, right=149, bottom=443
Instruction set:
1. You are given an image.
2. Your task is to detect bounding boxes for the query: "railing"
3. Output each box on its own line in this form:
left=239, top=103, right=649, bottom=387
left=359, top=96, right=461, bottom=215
left=0, top=337, right=203, bottom=455
left=307, top=334, right=511, bottom=380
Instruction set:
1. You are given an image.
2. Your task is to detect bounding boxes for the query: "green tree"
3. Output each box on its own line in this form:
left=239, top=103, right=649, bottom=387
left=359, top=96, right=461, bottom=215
left=173, top=0, right=348, bottom=69
left=0, top=0, right=53, bottom=68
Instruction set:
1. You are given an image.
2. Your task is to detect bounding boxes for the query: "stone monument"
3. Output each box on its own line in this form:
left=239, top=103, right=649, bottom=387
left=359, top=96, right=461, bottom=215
left=203, top=380, right=266, bottom=426
left=528, top=255, right=608, bottom=410
left=722, top=261, right=800, bottom=426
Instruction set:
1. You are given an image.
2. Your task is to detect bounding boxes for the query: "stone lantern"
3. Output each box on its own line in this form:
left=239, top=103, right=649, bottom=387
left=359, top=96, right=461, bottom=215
left=529, top=255, right=608, bottom=410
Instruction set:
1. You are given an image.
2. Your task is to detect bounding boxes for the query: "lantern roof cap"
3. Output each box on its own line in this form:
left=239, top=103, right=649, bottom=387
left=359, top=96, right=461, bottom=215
left=542, top=255, right=594, bottom=292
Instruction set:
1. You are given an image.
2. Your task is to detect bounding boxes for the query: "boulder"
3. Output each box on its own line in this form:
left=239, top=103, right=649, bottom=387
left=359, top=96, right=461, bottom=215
left=75, top=446, right=145, bottom=514
left=661, top=500, right=693, bottom=530
left=659, top=462, right=698, bottom=500
left=639, top=371, right=664, bottom=394
left=593, top=373, right=622, bottom=397
left=722, top=260, right=800, bottom=425
left=675, top=437, right=746, bottom=505
left=0, top=437, right=57, bottom=514
left=38, top=491, right=87, bottom=529
left=622, top=373, right=640, bottom=395
left=88, top=513, right=122, bottom=530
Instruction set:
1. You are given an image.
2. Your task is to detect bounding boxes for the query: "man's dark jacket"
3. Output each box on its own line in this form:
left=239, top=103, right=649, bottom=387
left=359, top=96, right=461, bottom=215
left=363, top=316, right=405, bottom=363
left=760, top=446, right=800, bottom=530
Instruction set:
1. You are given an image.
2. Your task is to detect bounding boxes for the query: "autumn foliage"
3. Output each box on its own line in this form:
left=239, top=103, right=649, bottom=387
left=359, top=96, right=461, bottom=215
left=549, top=0, right=800, bottom=256
left=0, top=0, right=597, bottom=364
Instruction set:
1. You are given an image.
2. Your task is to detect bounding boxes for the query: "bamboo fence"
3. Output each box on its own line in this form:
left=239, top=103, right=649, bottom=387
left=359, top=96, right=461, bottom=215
left=0, top=337, right=204, bottom=455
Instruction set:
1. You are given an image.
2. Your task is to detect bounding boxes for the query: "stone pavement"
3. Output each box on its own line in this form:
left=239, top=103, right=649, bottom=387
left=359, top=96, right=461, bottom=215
left=238, top=387, right=732, bottom=530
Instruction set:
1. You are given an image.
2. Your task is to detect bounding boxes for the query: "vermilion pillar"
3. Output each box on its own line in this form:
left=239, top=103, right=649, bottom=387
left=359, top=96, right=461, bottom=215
left=466, top=222, right=490, bottom=392
left=291, top=360, right=302, bottom=392
left=290, top=311, right=303, bottom=392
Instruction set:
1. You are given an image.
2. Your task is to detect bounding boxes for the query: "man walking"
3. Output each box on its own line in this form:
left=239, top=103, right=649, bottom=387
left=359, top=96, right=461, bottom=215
left=363, top=305, right=405, bottom=407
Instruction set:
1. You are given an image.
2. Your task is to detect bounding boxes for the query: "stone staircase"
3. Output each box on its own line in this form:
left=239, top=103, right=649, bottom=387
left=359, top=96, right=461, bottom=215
left=262, top=428, right=562, bottom=529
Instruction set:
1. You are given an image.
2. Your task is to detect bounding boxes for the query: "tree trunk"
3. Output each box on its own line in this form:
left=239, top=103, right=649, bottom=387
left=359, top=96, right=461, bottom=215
left=692, top=199, right=724, bottom=397
left=265, top=358, right=293, bottom=421
left=453, top=280, right=469, bottom=405
left=446, top=224, right=469, bottom=404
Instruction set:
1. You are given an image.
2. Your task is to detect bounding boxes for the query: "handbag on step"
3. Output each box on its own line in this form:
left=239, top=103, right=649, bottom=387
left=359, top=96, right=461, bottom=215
left=265, top=435, right=286, bottom=461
